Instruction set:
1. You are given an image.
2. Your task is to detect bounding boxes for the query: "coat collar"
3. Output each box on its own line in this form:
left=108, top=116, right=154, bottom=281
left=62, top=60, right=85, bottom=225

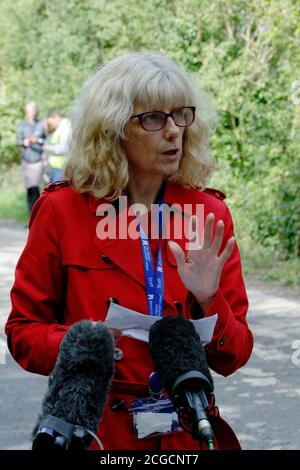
left=88, top=182, right=198, bottom=216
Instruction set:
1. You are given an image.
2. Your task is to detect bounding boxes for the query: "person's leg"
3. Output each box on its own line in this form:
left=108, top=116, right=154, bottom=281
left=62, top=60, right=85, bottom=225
left=27, top=186, right=40, bottom=214
left=23, top=161, right=43, bottom=214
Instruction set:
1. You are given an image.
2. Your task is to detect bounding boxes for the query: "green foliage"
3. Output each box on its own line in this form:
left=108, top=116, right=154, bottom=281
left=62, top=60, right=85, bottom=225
left=0, top=0, right=300, bottom=270
left=0, top=145, right=19, bottom=165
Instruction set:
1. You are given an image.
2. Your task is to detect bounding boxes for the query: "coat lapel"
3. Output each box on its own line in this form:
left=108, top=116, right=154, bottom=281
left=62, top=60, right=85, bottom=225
left=90, top=194, right=146, bottom=286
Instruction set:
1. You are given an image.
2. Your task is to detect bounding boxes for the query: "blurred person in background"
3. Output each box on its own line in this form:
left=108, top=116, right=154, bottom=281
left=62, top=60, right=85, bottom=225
left=17, top=101, right=46, bottom=214
left=42, top=109, right=72, bottom=183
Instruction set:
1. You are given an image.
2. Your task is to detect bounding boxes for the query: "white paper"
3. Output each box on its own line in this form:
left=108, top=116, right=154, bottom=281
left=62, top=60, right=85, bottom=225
left=105, top=302, right=217, bottom=345
left=191, top=316, right=218, bottom=345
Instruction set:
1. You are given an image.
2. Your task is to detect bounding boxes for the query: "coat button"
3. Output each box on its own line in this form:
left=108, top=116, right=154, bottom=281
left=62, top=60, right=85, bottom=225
left=219, top=337, right=226, bottom=347
left=114, top=347, right=124, bottom=361
left=111, top=399, right=125, bottom=411
left=101, top=254, right=113, bottom=264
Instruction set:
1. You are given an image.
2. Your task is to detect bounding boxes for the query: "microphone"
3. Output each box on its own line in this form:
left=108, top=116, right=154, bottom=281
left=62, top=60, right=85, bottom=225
left=32, top=320, right=114, bottom=450
left=149, top=315, right=215, bottom=448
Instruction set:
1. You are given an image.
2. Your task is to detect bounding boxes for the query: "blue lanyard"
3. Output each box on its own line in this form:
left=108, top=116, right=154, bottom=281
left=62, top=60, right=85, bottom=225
left=137, top=193, right=164, bottom=317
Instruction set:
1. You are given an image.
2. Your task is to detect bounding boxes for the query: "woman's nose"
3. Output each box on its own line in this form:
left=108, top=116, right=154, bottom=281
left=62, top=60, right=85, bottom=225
left=164, top=116, right=180, bottom=138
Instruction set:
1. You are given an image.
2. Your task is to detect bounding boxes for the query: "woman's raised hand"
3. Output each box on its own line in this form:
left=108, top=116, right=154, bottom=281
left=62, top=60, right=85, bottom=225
left=168, top=213, right=235, bottom=312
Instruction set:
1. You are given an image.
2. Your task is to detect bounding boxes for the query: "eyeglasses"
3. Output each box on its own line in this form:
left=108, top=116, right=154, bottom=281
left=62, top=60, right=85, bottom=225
left=131, top=106, right=196, bottom=131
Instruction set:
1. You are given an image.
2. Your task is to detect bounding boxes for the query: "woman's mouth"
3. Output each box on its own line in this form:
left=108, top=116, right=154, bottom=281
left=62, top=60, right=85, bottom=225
left=162, top=148, right=179, bottom=158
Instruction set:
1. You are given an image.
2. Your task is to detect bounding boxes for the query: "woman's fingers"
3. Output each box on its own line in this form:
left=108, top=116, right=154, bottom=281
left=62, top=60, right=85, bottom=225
left=109, top=328, right=123, bottom=341
left=168, top=240, right=186, bottom=270
left=203, top=214, right=227, bottom=257
left=189, top=213, right=225, bottom=252
left=203, top=213, right=215, bottom=249
left=211, top=219, right=224, bottom=255
left=188, top=215, right=197, bottom=245
left=170, top=213, right=234, bottom=271
left=218, top=236, right=235, bottom=266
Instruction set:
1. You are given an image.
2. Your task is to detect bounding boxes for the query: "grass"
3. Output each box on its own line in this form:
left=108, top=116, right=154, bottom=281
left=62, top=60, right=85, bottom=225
left=0, top=163, right=299, bottom=287
left=240, top=241, right=300, bottom=287
left=0, top=164, right=28, bottom=222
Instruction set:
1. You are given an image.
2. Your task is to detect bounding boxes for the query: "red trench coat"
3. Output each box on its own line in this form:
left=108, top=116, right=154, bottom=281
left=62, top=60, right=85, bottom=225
left=5, top=181, right=253, bottom=450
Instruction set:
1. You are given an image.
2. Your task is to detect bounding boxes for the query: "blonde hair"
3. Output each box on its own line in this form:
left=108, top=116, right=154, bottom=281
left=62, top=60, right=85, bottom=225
left=65, top=51, right=217, bottom=199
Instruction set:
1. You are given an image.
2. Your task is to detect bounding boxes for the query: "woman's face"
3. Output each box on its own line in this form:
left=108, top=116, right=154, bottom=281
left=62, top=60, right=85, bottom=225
left=122, top=104, right=185, bottom=179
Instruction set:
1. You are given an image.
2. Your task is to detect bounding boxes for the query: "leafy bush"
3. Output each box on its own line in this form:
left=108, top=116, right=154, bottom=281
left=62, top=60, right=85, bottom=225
left=0, top=0, right=299, bottom=264
left=0, top=145, right=19, bottom=165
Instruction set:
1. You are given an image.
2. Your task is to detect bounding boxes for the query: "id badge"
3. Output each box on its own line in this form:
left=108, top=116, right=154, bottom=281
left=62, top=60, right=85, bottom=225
left=129, top=394, right=182, bottom=439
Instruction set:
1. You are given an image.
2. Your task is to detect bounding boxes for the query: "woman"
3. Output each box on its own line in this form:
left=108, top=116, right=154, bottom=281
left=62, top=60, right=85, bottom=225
left=6, top=52, right=253, bottom=450
left=17, top=101, right=46, bottom=215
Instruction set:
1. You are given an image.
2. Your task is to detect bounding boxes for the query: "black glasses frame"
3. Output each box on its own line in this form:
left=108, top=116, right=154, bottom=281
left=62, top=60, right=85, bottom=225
left=131, top=106, right=196, bottom=131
